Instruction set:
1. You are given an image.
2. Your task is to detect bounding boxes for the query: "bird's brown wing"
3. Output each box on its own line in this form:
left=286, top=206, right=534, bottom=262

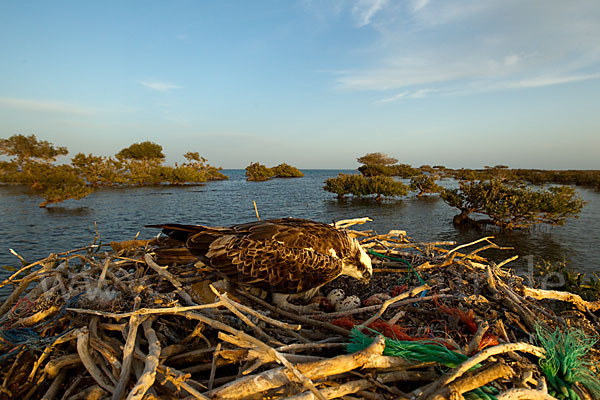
left=148, top=219, right=350, bottom=293
left=198, top=235, right=343, bottom=293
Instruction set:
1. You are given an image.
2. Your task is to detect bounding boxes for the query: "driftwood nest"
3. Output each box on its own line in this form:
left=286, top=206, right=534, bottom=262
left=0, top=218, right=598, bottom=400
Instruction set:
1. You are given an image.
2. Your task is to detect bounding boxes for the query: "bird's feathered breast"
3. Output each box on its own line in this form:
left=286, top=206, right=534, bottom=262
left=149, top=219, right=356, bottom=294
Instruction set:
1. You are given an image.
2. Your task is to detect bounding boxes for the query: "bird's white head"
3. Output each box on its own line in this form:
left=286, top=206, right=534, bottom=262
left=341, top=238, right=373, bottom=284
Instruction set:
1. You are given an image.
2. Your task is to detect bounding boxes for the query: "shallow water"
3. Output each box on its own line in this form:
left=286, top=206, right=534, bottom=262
left=1, top=169, right=598, bottom=298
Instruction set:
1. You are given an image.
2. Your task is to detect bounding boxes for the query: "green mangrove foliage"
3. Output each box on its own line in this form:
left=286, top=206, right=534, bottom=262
left=323, top=173, right=409, bottom=201
left=271, top=163, right=304, bottom=178
left=354, top=151, right=600, bottom=190
left=356, top=152, right=398, bottom=166
left=245, top=162, right=303, bottom=181
left=1, top=134, right=91, bottom=207
left=0, top=134, right=227, bottom=207
left=441, top=179, right=585, bottom=230
left=410, top=173, right=442, bottom=197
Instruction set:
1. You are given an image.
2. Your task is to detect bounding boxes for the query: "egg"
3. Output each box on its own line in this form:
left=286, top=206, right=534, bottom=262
left=334, top=295, right=361, bottom=312
left=326, top=289, right=345, bottom=306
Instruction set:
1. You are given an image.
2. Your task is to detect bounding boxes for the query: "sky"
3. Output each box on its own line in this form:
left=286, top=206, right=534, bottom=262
left=0, top=0, right=599, bottom=169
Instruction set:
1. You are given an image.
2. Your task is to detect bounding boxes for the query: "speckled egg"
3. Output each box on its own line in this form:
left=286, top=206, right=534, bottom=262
left=334, top=295, right=361, bottom=312
left=326, top=289, right=345, bottom=306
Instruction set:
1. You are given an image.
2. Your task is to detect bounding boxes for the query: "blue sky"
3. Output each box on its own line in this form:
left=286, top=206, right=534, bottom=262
left=1, top=0, right=599, bottom=169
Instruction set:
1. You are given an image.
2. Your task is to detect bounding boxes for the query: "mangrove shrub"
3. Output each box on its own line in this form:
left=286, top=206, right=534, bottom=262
left=324, top=173, right=408, bottom=201
left=245, top=162, right=274, bottom=181
left=410, top=173, right=442, bottom=197
left=441, top=179, right=585, bottom=230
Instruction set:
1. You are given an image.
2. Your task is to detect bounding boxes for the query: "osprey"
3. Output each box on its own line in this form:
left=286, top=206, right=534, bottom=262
left=147, top=218, right=372, bottom=312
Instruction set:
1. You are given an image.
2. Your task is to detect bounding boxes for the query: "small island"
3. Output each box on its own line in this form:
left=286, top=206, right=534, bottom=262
left=0, top=134, right=227, bottom=207
left=245, top=162, right=304, bottom=181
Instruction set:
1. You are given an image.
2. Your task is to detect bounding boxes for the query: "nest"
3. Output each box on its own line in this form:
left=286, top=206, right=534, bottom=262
left=0, top=218, right=598, bottom=400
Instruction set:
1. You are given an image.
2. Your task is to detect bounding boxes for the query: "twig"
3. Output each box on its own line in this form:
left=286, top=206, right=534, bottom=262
left=358, top=284, right=430, bottom=328
left=430, top=361, right=515, bottom=400
left=67, top=302, right=225, bottom=320
left=419, top=343, right=545, bottom=400
left=207, top=335, right=386, bottom=400
left=495, top=388, right=556, bottom=400
left=522, top=286, right=600, bottom=312
left=76, top=327, right=115, bottom=394
left=126, top=319, right=161, bottom=400
left=446, top=237, right=494, bottom=257
left=112, top=314, right=144, bottom=400
left=235, top=289, right=351, bottom=336
left=40, top=369, right=67, bottom=400
left=208, top=343, right=222, bottom=391
left=210, top=286, right=283, bottom=346
left=144, top=254, right=194, bottom=305
left=284, top=370, right=438, bottom=400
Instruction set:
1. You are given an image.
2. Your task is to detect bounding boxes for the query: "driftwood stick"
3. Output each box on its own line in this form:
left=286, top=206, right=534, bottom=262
left=76, top=327, right=115, bottom=394
left=358, top=284, right=431, bottom=328
left=44, top=354, right=82, bottom=379
left=112, top=314, right=144, bottom=400
left=235, top=289, right=351, bottom=337
left=208, top=343, right=222, bottom=391
left=276, top=342, right=346, bottom=353
left=207, top=335, right=386, bottom=399
left=41, top=369, right=68, bottom=400
left=496, top=255, right=519, bottom=269
left=522, top=286, right=600, bottom=312
left=66, top=385, right=105, bottom=400
left=0, top=255, right=52, bottom=290
left=285, top=370, right=438, bottom=400
left=495, top=388, right=556, bottom=400
left=2, top=349, right=25, bottom=393
left=333, top=217, right=373, bottom=229
left=221, top=329, right=326, bottom=400
left=430, top=361, right=515, bottom=400
left=215, top=288, right=301, bottom=331
left=0, top=262, right=53, bottom=316
left=419, top=343, right=545, bottom=400
left=29, top=329, right=79, bottom=382
left=466, top=320, right=489, bottom=355
left=155, top=365, right=209, bottom=400
left=59, top=373, right=82, bottom=400
left=446, top=237, right=494, bottom=257
left=167, top=346, right=217, bottom=365
left=126, top=319, right=161, bottom=400
left=210, top=286, right=283, bottom=346
left=144, top=254, right=194, bottom=305
left=97, top=256, right=112, bottom=288
left=18, top=305, right=60, bottom=327
left=67, top=302, right=224, bottom=320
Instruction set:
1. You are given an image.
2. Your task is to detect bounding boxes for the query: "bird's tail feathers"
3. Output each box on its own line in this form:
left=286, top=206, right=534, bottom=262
left=145, top=223, right=209, bottom=243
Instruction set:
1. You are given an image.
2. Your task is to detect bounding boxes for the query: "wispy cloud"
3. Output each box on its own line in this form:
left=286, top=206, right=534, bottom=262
left=352, top=0, right=389, bottom=27
left=140, top=81, right=182, bottom=92
left=505, top=73, right=600, bottom=89
left=375, top=91, right=408, bottom=104
left=375, top=88, right=435, bottom=104
left=330, top=1, right=600, bottom=97
left=411, top=0, right=429, bottom=12
left=0, top=97, right=96, bottom=115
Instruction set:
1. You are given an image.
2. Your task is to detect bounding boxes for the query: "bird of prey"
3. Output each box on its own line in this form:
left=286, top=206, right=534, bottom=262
left=146, top=218, right=372, bottom=312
